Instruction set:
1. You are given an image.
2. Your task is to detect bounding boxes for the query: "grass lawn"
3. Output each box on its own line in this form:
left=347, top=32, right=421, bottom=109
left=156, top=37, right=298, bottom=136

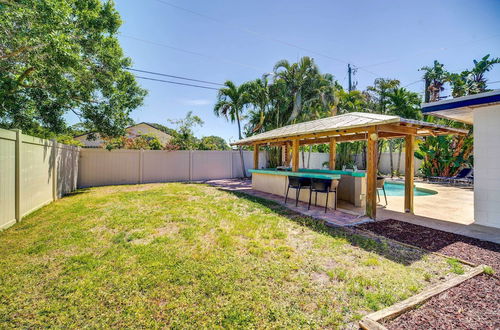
left=0, top=183, right=460, bottom=328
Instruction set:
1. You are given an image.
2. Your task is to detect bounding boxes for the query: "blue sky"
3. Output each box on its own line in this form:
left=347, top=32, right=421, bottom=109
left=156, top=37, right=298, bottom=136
left=93, top=0, right=500, bottom=142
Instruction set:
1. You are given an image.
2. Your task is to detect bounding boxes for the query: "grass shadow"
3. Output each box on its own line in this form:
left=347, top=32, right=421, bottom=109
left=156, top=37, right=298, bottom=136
left=215, top=187, right=432, bottom=266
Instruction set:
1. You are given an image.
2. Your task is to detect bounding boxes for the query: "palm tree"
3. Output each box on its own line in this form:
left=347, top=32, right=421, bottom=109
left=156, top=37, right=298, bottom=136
left=242, top=77, right=271, bottom=134
left=273, top=56, right=320, bottom=123
left=420, top=60, right=447, bottom=102
left=214, top=81, right=249, bottom=177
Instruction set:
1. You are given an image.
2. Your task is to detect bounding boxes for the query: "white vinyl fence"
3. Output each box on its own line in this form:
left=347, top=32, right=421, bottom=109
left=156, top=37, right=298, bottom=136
left=77, top=149, right=268, bottom=187
left=0, top=128, right=79, bottom=230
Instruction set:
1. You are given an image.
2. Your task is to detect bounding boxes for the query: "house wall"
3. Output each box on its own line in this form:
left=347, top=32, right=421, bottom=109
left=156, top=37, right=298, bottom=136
left=0, top=128, right=79, bottom=230
left=474, top=105, right=500, bottom=229
left=75, top=123, right=172, bottom=147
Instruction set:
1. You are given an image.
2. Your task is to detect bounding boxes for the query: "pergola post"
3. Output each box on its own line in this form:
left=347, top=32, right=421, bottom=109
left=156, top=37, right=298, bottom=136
left=253, top=143, right=259, bottom=169
left=329, top=137, right=336, bottom=170
left=292, top=139, right=299, bottom=172
left=366, top=130, right=378, bottom=219
left=404, top=135, right=415, bottom=213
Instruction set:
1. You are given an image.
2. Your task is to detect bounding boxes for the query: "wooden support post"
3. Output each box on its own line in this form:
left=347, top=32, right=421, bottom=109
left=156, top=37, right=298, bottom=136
left=404, top=135, right=415, bottom=213
left=292, top=139, right=299, bottom=172
left=253, top=144, right=259, bottom=169
left=366, top=130, right=378, bottom=219
left=329, top=137, right=337, bottom=170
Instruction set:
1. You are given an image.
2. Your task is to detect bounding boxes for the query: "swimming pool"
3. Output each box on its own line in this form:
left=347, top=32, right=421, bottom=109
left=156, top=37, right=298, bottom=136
left=382, top=182, right=437, bottom=197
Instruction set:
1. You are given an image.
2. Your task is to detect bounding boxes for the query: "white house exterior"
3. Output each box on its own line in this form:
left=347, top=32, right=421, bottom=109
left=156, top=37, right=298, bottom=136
left=422, top=89, right=500, bottom=229
left=74, top=122, right=172, bottom=148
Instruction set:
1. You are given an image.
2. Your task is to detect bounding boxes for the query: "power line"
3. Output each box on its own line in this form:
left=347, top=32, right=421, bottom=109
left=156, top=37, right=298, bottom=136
left=151, top=0, right=381, bottom=77
left=126, top=68, right=224, bottom=86
left=121, top=34, right=266, bottom=72
left=359, top=33, right=500, bottom=69
left=134, top=75, right=219, bottom=90
left=403, top=79, right=422, bottom=88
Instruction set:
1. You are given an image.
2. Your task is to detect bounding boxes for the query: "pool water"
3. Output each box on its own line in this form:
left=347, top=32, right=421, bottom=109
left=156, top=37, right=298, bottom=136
left=382, top=182, right=437, bottom=197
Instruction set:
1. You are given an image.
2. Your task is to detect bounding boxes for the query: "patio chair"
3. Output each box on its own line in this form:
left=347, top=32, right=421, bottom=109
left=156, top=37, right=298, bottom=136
left=285, top=177, right=311, bottom=207
left=308, top=178, right=338, bottom=213
left=376, top=177, right=387, bottom=205
left=428, top=168, right=472, bottom=184
left=451, top=169, right=474, bottom=185
left=447, top=168, right=473, bottom=185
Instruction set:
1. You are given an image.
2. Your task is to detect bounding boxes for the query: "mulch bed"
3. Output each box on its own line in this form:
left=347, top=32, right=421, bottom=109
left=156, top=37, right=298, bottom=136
left=357, top=219, right=500, bottom=271
left=357, top=219, right=500, bottom=329
left=385, top=274, right=500, bottom=329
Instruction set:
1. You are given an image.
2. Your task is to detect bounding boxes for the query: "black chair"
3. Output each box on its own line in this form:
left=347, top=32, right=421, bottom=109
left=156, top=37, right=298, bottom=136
left=308, top=178, right=338, bottom=213
left=285, top=177, right=311, bottom=207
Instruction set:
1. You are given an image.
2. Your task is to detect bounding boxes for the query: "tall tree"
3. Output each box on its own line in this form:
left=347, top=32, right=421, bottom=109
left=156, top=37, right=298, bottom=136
left=0, top=0, right=147, bottom=137
left=214, top=81, right=249, bottom=177
left=420, top=61, right=447, bottom=102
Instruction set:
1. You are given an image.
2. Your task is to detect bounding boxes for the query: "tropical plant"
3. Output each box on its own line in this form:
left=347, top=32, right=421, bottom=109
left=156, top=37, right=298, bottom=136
left=214, top=81, right=249, bottom=176
left=448, top=54, right=500, bottom=97
left=0, top=0, right=147, bottom=138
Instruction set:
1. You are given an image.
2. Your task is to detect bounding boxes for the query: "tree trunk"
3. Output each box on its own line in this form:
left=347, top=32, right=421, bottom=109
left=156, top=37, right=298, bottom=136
left=389, top=139, right=394, bottom=178
left=236, top=112, right=247, bottom=178
left=301, top=147, right=305, bottom=169
left=307, top=145, right=312, bottom=168
left=397, top=139, right=403, bottom=177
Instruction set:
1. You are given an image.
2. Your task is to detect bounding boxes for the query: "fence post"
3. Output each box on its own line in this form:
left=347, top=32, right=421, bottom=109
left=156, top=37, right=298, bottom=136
left=138, top=149, right=144, bottom=184
left=51, top=140, right=58, bottom=200
left=189, top=150, right=193, bottom=181
left=14, top=129, right=21, bottom=222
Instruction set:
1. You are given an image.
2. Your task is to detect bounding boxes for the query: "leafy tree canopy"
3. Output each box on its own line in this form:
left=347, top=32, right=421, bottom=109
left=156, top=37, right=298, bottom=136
left=0, top=0, right=147, bottom=138
left=198, top=135, right=230, bottom=151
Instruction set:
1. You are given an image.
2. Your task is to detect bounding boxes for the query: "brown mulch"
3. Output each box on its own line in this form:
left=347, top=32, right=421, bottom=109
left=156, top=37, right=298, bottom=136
left=385, top=274, right=500, bottom=329
left=357, top=219, right=500, bottom=271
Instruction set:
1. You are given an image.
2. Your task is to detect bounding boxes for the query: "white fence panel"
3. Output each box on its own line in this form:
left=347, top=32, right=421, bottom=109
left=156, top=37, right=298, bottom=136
left=191, top=151, right=232, bottom=180
left=142, top=150, right=191, bottom=183
left=78, top=149, right=140, bottom=187
left=0, top=128, right=79, bottom=230
left=0, top=130, right=16, bottom=230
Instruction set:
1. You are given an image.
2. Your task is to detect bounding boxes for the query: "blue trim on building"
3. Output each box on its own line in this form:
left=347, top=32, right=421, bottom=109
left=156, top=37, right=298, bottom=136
left=422, top=94, right=500, bottom=113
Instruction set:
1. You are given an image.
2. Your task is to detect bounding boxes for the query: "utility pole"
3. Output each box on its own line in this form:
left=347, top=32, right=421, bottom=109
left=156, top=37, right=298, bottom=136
left=348, top=64, right=352, bottom=92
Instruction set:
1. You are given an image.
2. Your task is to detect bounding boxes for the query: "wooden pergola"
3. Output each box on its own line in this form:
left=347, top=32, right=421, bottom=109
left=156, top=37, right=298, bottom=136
left=232, top=112, right=467, bottom=219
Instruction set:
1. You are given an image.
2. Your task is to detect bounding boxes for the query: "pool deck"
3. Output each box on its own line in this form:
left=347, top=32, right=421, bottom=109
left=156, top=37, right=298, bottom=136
left=206, top=178, right=500, bottom=244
